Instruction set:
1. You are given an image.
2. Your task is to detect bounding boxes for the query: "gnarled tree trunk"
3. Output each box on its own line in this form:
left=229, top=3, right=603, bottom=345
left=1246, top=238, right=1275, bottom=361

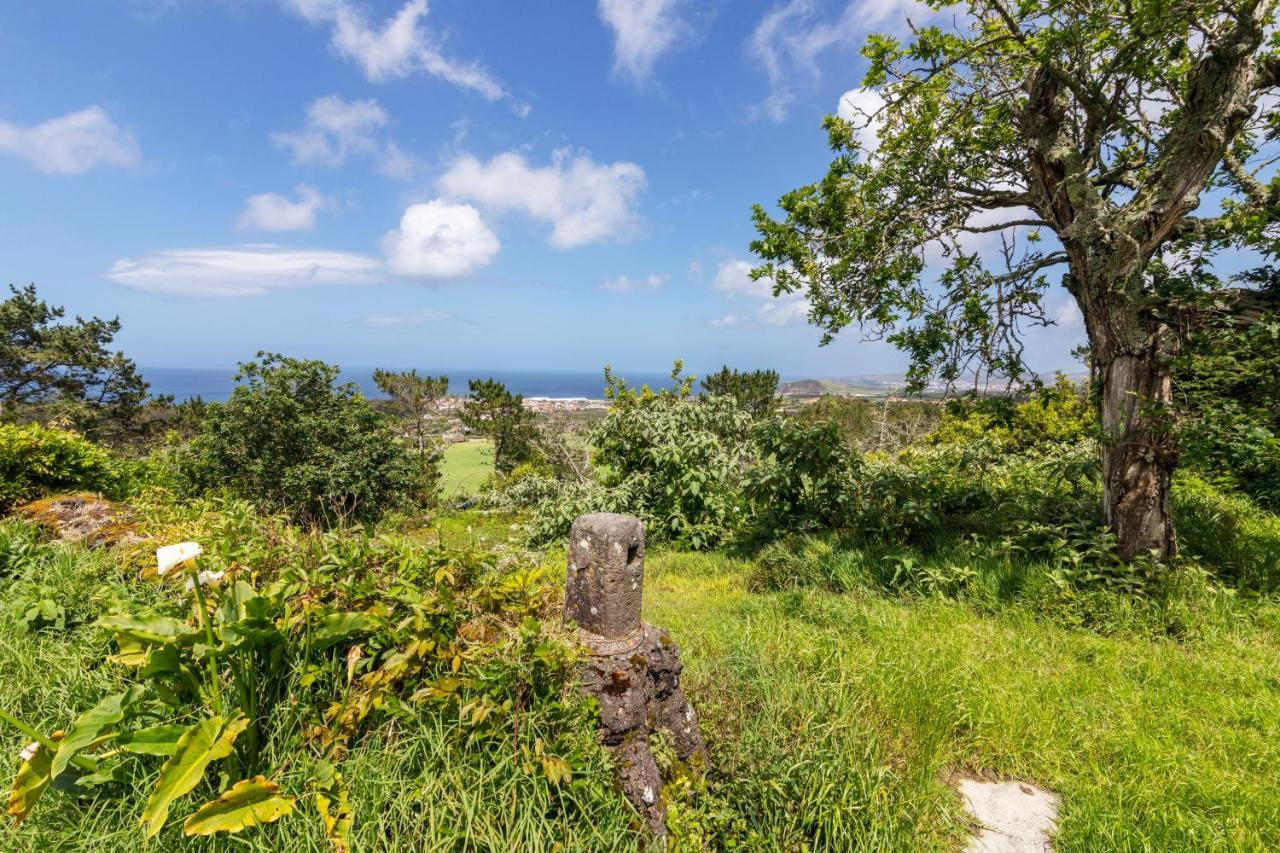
left=1080, top=285, right=1181, bottom=559
left=1098, top=347, right=1179, bottom=559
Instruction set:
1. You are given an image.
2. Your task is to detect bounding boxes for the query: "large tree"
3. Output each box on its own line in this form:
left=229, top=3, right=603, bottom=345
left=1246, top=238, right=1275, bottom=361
left=752, top=0, right=1280, bottom=558
left=0, top=284, right=150, bottom=441
left=373, top=368, right=448, bottom=456
left=459, top=378, right=537, bottom=475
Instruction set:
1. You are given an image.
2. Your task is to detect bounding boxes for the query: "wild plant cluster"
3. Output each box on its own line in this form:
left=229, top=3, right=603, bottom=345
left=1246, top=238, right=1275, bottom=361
left=0, top=499, right=624, bottom=846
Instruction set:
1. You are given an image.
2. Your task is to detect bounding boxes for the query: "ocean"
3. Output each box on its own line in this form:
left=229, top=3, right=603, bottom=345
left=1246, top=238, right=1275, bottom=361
left=140, top=366, right=678, bottom=402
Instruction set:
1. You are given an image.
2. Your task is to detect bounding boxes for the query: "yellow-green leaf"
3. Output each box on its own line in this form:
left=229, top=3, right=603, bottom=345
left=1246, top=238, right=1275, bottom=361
left=140, top=713, right=246, bottom=840
left=8, top=741, right=54, bottom=825
left=115, top=724, right=190, bottom=756
left=313, top=761, right=352, bottom=852
left=183, top=776, right=295, bottom=837
left=51, top=685, right=142, bottom=777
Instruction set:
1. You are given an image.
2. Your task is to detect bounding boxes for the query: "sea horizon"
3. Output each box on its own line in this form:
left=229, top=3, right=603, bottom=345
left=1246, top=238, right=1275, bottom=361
left=138, top=365, right=686, bottom=402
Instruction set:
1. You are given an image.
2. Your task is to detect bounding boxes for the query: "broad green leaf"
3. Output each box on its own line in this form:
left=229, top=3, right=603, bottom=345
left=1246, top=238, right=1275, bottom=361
left=312, top=612, right=378, bottom=650
left=140, top=713, right=247, bottom=840
left=51, top=685, right=143, bottom=777
left=8, top=740, right=53, bottom=825
left=98, top=614, right=192, bottom=645
left=115, top=724, right=190, bottom=756
left=182, top=776, right=295, bottom=837
left=313, top=761, right=352, bottom=852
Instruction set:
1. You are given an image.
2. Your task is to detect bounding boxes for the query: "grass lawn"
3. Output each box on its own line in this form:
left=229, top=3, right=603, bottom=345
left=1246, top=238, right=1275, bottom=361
left=639, top=548, right=1280, bottom=850
left=439, top=439, right=494, bottom=497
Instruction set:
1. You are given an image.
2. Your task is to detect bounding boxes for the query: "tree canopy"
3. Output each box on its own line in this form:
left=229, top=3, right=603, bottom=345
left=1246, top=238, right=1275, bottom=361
left=0, top=284, right=149, bottom=439
left=752, top=0, right=1280, bottom=557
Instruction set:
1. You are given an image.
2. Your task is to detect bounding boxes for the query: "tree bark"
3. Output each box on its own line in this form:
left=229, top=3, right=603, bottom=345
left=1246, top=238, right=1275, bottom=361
left=1094, top=322, right=1180, bottom=559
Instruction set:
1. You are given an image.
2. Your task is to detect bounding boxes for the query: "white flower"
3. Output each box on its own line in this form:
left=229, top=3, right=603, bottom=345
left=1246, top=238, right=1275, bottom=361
left=19, top=742, right=39, bottom=762
left=184, top=569, right=225, bottom=591
left=156, top=542, right=203, bottom=577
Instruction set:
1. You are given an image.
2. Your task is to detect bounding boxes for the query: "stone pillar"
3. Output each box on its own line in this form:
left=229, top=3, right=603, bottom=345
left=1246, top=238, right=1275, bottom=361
left=566, top=513, right=707, bottom=837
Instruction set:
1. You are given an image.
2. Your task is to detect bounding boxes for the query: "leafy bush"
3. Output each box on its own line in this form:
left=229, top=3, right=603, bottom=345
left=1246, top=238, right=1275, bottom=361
left=168, top=354, right=429, bottom=526
left=0, top=422, right=133, bottom=509
left=742, top=418, right=860, bottom=540
left=928, top=374, right=1095, bottom=452
left=591, top=367, right=756, bottom=549
left=791, top=394, right=941, bottom=452
left=1175, top=316, right=1280, bottom=511
left=1173, top=473, right=1280, bottom=591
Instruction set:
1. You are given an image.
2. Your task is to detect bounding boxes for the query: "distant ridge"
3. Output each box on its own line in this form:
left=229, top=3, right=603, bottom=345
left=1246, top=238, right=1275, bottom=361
left=779, top=371, right=1087, bottom=398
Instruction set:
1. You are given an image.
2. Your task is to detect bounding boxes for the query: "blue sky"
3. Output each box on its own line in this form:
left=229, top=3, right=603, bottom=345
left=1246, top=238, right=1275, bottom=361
left=0, top=0, right=1087, bottom=378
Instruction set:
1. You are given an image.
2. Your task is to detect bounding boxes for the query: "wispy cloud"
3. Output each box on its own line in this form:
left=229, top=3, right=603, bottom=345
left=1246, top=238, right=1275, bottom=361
left=601, top=273, right=666, bottom=292
left=280, top=0, right=524, bottom=111
left=747, top=0, right=923, bottom=121
left=107, top=245, right=381, bottom=297
left=0, top=106, right=139, bottom=175
left=709, top=259, right=809, bottom=327
left=271, top=95, right=413, bottom=177
left=360, top=308, right=457, bottom=329
left=598, top=0, right=687, bottom=83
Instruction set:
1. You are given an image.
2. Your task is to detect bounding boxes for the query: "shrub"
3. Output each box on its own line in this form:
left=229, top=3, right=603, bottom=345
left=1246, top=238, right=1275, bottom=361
left=1173, top=473, right=1280, bottom=591
left=792, top=394, right=941, bottom=452
left=169, top=354, right=428, bottom=526
left=928, top=374, right=1095, bottom=452
left=0, top=422, right=132, bottom=509
left=742, top=418, right=861, bottom=540
left=591, top=367, right=756, bottom=549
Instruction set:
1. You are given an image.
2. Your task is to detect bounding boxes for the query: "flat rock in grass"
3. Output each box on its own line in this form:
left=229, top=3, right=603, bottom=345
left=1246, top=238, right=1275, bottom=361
left=16, top=492, right=141, bottom=548
left=957, top=778, right=1060, bottom=852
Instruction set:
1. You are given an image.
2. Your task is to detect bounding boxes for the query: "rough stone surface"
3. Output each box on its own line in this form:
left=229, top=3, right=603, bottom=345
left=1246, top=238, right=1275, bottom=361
left=567, top=513, right=705, bottom=837
left=958, top=778, right=1060, bottom=852
left=16, top=493, right=139, bottom=548
left=566, top=513, right=644, bottom=640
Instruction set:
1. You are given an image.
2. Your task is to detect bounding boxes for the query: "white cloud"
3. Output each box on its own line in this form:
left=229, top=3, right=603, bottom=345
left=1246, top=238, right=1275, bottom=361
left=236, top=185, right=332, bottom=231
left=360, top=308, right=455, bottom=329
left=280, top=0, right=509, bottom=103
left=382, top=200, right=499, bottom=278
left=601, top=273, right=666, bottom=292
left=438, top=148, right=645, bottom=249
left=598, top=0, right=686, bottom=82
left=0, top=106, right=139, bottom=175
left=107, top=245, right=380, bottom=296
left=710, top=313, right=744, bottom=328
left=836, top=87, right=886, bottom=154
left=271, top=95, right=413, bottom=176
left=712, top=259, right=774, bottom=299
left=710, top=259, right=809, bottom=327
left=748, top=0, right=923, bottom=121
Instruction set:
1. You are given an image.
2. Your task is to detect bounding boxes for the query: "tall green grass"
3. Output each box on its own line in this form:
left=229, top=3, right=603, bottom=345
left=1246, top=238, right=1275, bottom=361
left=644, top=548, right=1280, bottom=850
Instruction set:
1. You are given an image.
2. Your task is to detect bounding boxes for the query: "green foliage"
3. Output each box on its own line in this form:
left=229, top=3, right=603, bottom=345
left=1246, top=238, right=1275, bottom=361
left=792, top=394, right=941, bottom=452
left=0, top=502, right=634, bottom=847
left=372, top=369, right=448, bottom=460
left=592, top=365, right=754, bottom=549
left=170, top=354, right=427, bottom=526
left=0, top=284, right=150, bottom=443
left=0, top=422, right=133, bottom=509
left=928, top=375, right=1095, bottom=452
left=742, top=417, right=860, bottom=540
left=1173, top=473, right=1280, bottom=591
left=1175, top=317, right=1280, bottom=510
left=459, top=379, right=537, bottom=476
left=700, top=365, right=780, bottom=417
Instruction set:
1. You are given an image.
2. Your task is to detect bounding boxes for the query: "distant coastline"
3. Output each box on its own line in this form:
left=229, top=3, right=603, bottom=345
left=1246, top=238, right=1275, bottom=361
left=138, top=366, right=677, bottom=403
